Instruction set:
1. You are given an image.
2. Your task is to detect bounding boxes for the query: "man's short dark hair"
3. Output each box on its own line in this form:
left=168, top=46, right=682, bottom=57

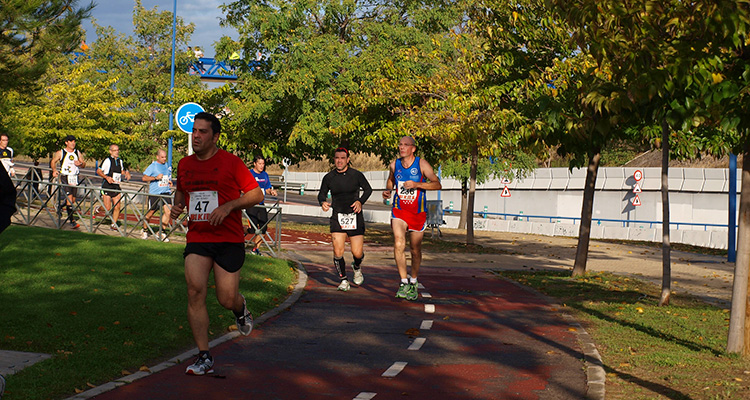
left=194, top=112, right=221, bottom=134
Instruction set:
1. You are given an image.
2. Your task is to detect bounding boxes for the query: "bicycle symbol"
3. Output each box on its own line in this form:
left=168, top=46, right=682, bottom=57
left=178, top=112, right=195, bottom=126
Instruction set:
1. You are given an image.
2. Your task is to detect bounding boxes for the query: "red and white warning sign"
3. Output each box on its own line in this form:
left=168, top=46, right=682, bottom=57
left=633, top=183, right=642, bottom=193
left=633, top=170, right=643, bottom=181
left=501, top=186, right=511, bottom=197
left=632, top=194, right=642, bottom=206
left=501, top=177, right=511, bottom=184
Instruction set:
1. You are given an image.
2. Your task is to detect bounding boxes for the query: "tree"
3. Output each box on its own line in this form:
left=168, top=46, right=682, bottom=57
left=8, top=55, right=135, bottom=162
left=220, top=0, right=464, bottom=164
left=0, top=0, right=94, bottom=124
left=86, top=0, right=207, bottom=151
left=361, top=0, right=573, bottom=244
left=441, top=155, right=535, bottom=229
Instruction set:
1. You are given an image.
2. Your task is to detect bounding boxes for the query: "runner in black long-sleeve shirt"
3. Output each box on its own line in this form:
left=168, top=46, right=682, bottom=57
left=318, top=147, right=372, bottom=291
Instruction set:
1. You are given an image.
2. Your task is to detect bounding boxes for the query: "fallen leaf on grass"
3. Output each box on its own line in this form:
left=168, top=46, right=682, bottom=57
left=636, top=307, right=644, bottom=313
left=122, top=370, right=131, bottom=375
left=263, top=277, right=273, bottom=282
left=568, top=327, right=577, bottom=332
left=140, top=366, right=151, bottom=372
left=87, top=382, right=96, bottom=388
left=75, top=388, right=83, bottom=393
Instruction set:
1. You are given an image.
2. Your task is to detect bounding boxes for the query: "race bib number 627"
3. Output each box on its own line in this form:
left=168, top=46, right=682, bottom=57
left=189, top=191, right=219, bottom=222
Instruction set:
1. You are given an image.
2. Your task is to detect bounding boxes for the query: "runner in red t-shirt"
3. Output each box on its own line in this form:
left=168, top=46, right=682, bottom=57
left=170, top=112, right=263, bottom=376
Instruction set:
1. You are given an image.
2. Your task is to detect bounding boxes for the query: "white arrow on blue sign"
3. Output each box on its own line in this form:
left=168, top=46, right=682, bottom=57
left=175, top=102, right=205, bottom=133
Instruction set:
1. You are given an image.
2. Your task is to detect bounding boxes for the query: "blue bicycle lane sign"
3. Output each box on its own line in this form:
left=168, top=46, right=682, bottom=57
left=175, top=102, right=205, bottom=133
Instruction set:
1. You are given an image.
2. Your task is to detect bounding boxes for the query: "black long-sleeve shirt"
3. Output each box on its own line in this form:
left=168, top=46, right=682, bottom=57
left=318, top=167, right=372, bottom=213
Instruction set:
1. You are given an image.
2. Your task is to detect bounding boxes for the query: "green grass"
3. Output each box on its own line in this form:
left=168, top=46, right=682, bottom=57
left=495, top=270, right=750, bottom=399
left=0, top=225, right=296, bottom=400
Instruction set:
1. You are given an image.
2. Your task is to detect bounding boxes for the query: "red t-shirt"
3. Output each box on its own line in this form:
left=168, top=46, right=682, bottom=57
left=176, top=149, right=258, bottom=243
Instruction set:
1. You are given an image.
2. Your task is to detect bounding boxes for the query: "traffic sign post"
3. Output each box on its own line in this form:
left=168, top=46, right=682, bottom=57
left=175, top=102, right=205, bottom=155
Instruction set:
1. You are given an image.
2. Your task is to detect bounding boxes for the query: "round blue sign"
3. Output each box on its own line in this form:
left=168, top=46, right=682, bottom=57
left=175, top=102, right=205, bottom=133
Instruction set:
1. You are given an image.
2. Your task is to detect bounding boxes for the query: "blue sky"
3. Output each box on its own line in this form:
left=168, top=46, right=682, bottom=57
left=81, top=0, right=238, bottom=57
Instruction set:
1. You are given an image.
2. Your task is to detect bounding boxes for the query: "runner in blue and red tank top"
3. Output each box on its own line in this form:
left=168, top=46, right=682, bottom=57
left=382, top=136, right=441, bottom=301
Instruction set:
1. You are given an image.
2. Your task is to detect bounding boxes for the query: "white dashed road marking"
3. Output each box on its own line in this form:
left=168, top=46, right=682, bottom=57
left=420, top=320, right=433, bottom=330
left=382, top=362, right=408, bottom=377
left=424, top=304, right=435, bottom=314
left=421, top=292, right=432, bottom=298
left=353, top=392, right=377, bottom=399
left=408, top=337, right=426, bottom=351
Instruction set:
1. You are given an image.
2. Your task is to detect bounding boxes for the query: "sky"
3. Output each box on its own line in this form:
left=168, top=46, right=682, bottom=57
left=80, top=0, right=238, bottom=57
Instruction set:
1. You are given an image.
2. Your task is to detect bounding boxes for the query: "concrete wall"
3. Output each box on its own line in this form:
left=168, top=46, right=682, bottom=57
left=284, top=167, right=738, bottom=249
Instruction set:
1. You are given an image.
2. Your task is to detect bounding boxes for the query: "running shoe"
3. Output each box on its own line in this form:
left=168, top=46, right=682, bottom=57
left=395, top=282, right=408, bottom=299
left=110, top=223, right=118, bottom=231
left=251, top=248, right=261, bottom=256
left=406, top=282, right=419, bottom=301
left=70, top=221, right=80, bottom=229
left=140, top=230, right=148, bottom=240
left=185, top=353, right=214, bottom=375
left=235, top=295, right=253, bottom=336
left=337, top=279, right=351, bottom=291
left=353, top=267, right=364, bottom=285
left=159, top=232, right=170, bottom=243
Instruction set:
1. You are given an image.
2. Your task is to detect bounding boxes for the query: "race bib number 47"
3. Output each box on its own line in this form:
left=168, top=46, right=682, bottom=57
left=189, top=191, right=219, bottom=222
left=338, top=213, right=357, bottom=230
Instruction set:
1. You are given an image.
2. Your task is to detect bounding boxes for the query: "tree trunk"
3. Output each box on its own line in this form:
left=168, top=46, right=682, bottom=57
left=727, top=140, right=750, bottom=355
left=659, top=119, right=672, bottom=306
left=466, top=145, right=478, bottom=245
left=572, top=148, right=601, bottom=277
left=458, top=180, right=468, bottom=229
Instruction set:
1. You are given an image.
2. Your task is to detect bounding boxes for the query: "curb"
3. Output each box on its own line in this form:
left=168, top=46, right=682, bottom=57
left=491, top=270, right=606, bottom=400
left=63, top=260, right=309, bottom=400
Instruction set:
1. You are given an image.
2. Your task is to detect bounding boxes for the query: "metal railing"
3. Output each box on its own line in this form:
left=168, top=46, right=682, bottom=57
left=449, top=209, right=729, bottom=231
left=11, top=171, right=282, bottom=254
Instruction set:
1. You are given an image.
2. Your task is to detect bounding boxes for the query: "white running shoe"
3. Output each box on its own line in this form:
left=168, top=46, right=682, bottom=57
left=235, top=295, right=253, bottom=336
left=353, top=268, right=364, bottom=285
left=185, top=354, right=214, bottom=375
left=337, top=280, right=351, bottom=291
left=140, top=230, right=148, bottom=240
left=159, top=232, right=170, bottom=243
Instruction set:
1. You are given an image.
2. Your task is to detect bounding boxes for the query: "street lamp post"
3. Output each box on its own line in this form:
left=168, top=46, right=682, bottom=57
left=167, top=0, right=177, bottom=171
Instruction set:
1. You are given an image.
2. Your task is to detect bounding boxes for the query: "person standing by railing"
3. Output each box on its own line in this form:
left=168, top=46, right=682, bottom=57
left=50, top=135, right=86, bottom=229
left=141, top=149, right=172, bottom=241
left=0, top=133, right=15, bottom=178
left=96, top=144, right=131, bottom=230
left=246, top=155, right=277, bottom=256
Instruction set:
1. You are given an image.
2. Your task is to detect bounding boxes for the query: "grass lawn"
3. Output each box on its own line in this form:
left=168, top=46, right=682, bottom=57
left=0, top=225, right=296, bottom=400
left=494, top=270, right=750, bottom=399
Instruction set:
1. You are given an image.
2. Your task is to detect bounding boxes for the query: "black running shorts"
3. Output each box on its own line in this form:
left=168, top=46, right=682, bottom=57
left=183, top=242, right=246, bottom=273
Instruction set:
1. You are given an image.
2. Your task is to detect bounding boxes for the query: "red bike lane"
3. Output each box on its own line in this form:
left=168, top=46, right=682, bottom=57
left=90, top=260, right=587, bottom=400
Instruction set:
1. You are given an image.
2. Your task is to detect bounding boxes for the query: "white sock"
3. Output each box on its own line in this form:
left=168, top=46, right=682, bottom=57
left=409, top=277, right=417, bottom=284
